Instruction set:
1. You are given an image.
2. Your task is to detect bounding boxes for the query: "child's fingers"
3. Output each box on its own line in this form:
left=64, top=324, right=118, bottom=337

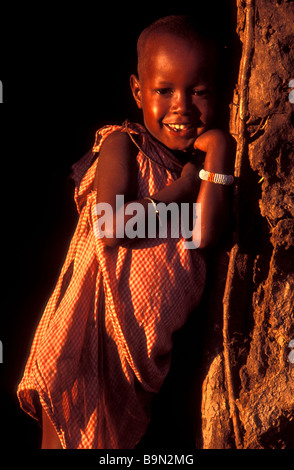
left=193, top=129, right=231, bottom=153
left=193, top=131, right=211, bottom=152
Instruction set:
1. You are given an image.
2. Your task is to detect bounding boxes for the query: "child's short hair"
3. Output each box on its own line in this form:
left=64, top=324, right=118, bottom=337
left=136, top=15, right=220, bottom=79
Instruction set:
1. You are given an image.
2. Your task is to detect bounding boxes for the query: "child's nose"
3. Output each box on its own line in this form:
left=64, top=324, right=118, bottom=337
left=171, top=91, right=192, bottom=114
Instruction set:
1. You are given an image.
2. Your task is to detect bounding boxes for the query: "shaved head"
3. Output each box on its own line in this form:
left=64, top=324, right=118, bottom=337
left=136, top=15, right=219, bottom=81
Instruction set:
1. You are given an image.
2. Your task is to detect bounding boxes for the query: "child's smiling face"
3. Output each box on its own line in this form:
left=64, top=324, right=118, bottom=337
left=131, top=33, right=217, bottom=152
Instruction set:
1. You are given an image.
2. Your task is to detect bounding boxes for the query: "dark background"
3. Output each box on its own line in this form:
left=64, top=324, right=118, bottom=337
left=0, top=1, right=237, bottom=453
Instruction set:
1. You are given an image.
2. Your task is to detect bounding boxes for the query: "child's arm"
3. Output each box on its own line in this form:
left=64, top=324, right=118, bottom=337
left=94, top=129, right=233, bottom=249
left=191, top=129, right=234, bottom=248
left=150, top=129, right=233, bottom=249
left=94, top=131, right=200, bottom=247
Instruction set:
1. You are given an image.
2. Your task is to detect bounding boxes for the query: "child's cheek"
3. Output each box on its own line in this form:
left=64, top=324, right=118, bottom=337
left=151, top=103, right=166, bottom=126
left=202, top=101, right=215, bottom=127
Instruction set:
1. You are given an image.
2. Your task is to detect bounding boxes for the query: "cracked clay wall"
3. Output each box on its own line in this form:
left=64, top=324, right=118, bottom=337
left=200, top=0, right=294, bottom=449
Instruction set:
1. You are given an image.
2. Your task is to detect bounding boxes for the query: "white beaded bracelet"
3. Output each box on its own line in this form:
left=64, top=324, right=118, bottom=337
left=199, top=169, right=234, bottom=186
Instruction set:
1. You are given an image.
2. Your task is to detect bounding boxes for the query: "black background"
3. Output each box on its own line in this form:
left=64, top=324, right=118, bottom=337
left=0, top=1, right=243, bottom=456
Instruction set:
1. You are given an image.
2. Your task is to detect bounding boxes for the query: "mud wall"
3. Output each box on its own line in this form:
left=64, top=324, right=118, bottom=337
left=201, top=0, right=294, bottom=449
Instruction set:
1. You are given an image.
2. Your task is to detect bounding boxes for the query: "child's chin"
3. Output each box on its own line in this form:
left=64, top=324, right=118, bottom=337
left=164, top=128, right=208, bottom=152
left=167, top=138, right=197, bottom=152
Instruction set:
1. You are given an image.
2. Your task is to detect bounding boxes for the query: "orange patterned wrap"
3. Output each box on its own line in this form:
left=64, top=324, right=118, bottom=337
left=17, top=122, right=206, bottom=449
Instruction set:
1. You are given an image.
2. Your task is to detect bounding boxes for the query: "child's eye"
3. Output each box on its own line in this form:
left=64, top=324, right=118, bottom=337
left=155, top=88, right=173, bottom=96
left=193, top=89, right=209, bottom=97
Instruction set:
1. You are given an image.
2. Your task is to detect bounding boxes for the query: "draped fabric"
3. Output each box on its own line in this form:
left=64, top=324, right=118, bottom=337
left=17, top=122, right=206, bottom=449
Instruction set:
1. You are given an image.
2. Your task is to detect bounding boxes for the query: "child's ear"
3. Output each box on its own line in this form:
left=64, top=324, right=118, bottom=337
left=130, top=75, right=142, bottom=109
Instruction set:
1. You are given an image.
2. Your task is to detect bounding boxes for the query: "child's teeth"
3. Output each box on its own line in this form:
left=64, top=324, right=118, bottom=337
left=170, top=124, right=185, bottom=130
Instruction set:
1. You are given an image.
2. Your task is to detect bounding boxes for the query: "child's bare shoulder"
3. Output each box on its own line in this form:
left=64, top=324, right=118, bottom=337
left=100, top=130, right=137, bottom=160
left=94, top=129, right=138, bottom=193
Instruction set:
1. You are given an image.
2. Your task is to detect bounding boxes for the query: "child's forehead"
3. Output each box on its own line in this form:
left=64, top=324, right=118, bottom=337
left=143, top=33, right=215, bottom=78
left=145, top=32, right=207, bottom=54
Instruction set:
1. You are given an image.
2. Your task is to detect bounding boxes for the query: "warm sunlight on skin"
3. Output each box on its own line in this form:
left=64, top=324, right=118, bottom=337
left=130, top=34, right=217, bottom=152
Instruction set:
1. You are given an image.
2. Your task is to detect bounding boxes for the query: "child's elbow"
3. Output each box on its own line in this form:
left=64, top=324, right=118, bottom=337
left=197, top=225, right=222, bottom=250
left=100, top=235, right=121, bottom=248
left=198, top=235, right=215, bottom=250
left=96, top=218, right=124, bottom=248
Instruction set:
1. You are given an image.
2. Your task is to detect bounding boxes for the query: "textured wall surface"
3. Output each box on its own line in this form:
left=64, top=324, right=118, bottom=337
left=201, top=0, right=294, bottom=449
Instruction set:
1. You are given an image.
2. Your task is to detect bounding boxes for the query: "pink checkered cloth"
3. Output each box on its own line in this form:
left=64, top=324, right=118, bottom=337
left=17, top=121, right=206, bottom=449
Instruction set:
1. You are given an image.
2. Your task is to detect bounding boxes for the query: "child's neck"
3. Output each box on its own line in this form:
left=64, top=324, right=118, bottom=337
left=143, top=125, right=199, bottom=166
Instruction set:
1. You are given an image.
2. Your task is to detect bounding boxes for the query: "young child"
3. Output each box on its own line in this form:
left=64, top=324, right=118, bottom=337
left=17, top=15, right=234, bottom=449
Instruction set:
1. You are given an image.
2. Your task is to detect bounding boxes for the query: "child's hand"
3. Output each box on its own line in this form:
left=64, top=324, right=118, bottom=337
left=193, top=129, right=232, bottom=173
left=193, top=129, right=231, bottom=154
